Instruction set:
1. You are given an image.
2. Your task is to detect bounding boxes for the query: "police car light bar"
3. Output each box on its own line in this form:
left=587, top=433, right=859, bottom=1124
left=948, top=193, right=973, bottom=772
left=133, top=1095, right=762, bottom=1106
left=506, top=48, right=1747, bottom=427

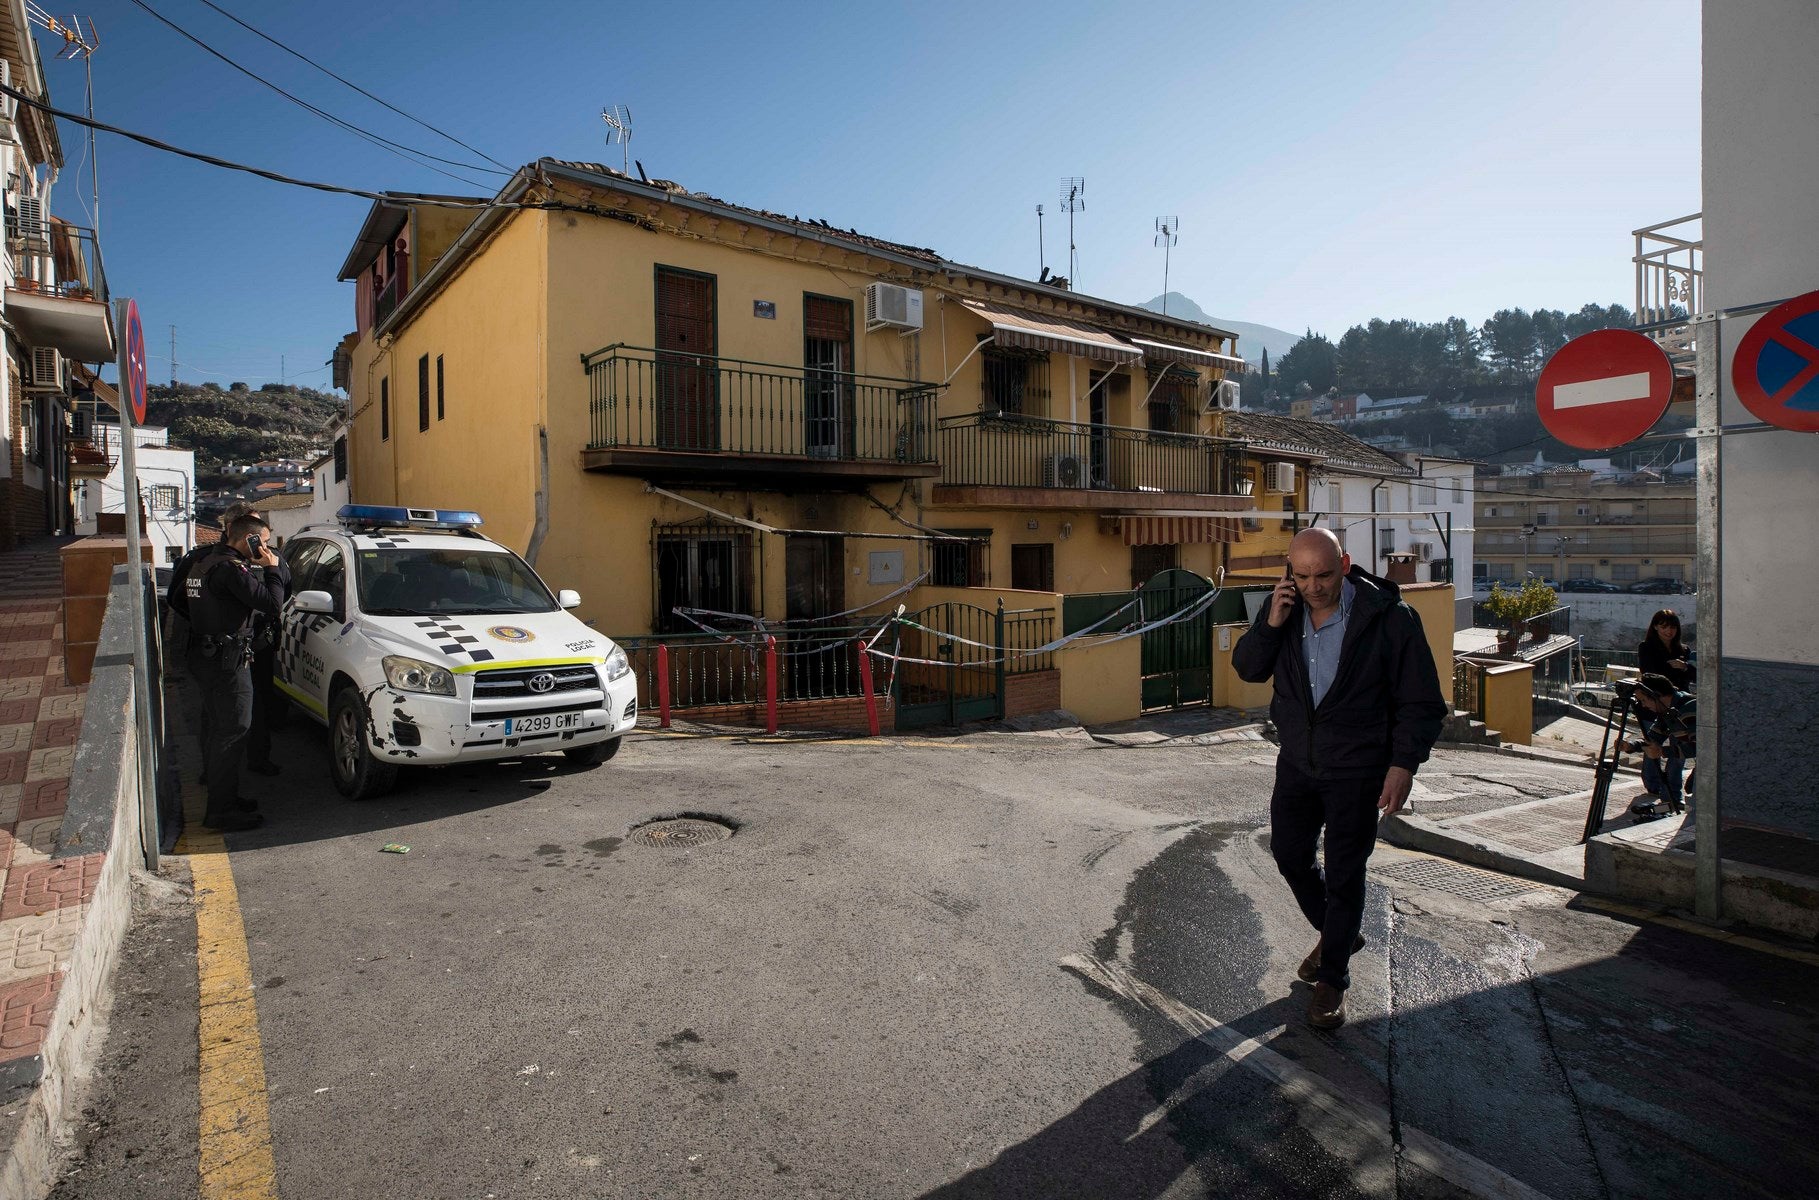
left=336, top=504, right=484, bottom=529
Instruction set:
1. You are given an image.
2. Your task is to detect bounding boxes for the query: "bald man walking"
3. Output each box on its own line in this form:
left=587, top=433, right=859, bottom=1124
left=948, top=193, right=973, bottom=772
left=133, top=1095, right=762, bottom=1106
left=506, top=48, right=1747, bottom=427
left=1234, top=528, right=1446, bottom=1030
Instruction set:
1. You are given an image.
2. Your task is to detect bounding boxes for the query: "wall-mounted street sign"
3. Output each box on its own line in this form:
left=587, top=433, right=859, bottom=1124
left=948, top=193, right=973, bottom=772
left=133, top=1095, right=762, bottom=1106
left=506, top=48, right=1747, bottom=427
left=122, top=298, right=148, bottom=426
left=1732, top=288, right=1819, bottom=433
left=1535, top=329, right=1675, bottom=450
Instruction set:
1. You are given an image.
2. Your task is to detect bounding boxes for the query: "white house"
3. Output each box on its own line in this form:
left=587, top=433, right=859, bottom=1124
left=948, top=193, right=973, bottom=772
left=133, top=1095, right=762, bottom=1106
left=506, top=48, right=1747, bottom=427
left=266, top=418, right=350, bottom=546
left=74, top=420, right=196, bottom=563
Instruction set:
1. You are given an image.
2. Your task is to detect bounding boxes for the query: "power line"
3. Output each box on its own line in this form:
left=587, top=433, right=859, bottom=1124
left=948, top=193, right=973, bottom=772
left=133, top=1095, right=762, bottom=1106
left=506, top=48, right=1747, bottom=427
left=194, top=0, right=511, bottom=172
left=124, top=0, right=505, bottom=188
left=0, top=82, right=514, bottom=207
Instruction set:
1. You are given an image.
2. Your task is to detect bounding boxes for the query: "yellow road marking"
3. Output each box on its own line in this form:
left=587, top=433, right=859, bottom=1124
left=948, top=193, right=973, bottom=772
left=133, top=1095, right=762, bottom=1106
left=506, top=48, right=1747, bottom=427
left=176, top=787, right=279, bottom=1199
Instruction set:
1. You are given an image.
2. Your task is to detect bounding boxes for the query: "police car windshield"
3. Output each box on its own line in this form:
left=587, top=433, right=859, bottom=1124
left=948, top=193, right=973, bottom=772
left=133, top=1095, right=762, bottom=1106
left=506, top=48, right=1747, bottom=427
left=354, top=548, right=557, bottom=616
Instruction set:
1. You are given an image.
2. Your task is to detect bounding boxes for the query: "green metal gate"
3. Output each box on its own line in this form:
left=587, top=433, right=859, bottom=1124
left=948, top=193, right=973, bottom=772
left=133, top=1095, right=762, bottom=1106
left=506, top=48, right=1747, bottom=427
left=894, top=602, right=1004, bottom=729
left=1139, top=569, right=1215, bottom=710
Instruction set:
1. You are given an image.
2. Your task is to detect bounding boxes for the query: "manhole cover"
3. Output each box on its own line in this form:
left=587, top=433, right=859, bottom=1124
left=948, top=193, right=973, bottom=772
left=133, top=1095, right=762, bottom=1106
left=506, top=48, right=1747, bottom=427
left=1370, top=857, right=1540, bottom=901
left=628, top=817, right=735, bottom=849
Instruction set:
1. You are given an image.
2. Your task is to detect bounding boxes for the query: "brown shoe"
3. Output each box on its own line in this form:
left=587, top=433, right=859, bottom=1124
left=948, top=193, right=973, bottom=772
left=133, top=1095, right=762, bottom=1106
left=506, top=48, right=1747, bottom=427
left=1309, top=982, right=1346, bottom=1030
left=1296, top=934, right=1366, bottom=984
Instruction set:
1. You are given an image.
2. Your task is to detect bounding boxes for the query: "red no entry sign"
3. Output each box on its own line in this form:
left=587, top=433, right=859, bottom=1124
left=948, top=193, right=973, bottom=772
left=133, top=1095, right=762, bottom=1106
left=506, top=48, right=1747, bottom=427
left=1535, top=329, right=1675, bottom=451
left=122, top=299, right=148, bottom=427
left=1732, top=288, right=1819, bottom=433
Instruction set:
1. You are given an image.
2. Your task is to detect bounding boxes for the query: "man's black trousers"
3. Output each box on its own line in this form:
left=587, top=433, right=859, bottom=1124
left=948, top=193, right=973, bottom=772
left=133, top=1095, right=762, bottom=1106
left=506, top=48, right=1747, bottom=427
left=186, top=646, right=253, bottom=819
left=1269, top=759, right=1382, bottom=991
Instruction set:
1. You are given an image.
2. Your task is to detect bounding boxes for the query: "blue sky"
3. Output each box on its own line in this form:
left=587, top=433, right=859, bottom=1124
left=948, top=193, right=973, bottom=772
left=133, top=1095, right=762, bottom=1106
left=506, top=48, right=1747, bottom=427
left=42, top=0, right=1699, bottom=387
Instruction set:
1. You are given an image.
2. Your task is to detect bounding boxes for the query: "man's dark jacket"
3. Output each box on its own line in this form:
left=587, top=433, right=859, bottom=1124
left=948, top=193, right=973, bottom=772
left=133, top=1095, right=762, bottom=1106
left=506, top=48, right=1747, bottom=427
left=1232, top=565, right=1446, bottom=780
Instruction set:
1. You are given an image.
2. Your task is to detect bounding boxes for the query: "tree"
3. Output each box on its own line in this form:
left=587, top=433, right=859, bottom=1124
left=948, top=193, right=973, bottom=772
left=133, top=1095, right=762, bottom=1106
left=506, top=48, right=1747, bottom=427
left=1481, top=308, right=1539, bottom=382
left=1260, top=347, right=1271, bottom=394
left=1275, top=330, right=1338, bottom=395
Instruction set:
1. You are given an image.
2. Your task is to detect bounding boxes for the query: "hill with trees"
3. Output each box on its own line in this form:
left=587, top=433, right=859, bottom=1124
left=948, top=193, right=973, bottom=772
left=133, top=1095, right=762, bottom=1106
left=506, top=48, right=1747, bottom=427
left=144, top=381, right=343, bottom=478
left=1237, top=303, right=1687, bottom=466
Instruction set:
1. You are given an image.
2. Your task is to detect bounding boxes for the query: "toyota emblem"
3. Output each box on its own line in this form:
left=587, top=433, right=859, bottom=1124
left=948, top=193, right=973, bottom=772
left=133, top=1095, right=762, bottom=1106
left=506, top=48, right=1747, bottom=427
left=527, top=672, right=558, bottom=694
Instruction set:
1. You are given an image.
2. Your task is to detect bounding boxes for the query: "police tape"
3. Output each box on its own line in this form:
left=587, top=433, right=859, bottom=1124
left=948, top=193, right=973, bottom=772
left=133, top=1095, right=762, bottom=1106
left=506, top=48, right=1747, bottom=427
left=869, top=587, right=1223, bottom=668
left=672, top=571, right=931, bottom=631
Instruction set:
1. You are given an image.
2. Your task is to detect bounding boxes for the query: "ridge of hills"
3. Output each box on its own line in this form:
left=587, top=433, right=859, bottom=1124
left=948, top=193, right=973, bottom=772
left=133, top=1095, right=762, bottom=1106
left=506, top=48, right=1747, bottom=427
left=1135, top=294, right=1303, bottom=362
left=142, top=381, right=343, bottom=477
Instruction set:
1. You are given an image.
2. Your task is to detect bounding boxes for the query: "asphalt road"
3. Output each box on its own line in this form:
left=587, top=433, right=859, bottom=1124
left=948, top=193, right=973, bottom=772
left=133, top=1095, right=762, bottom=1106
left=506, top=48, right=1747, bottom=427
left=48, top=722, right=1819, bottom=1199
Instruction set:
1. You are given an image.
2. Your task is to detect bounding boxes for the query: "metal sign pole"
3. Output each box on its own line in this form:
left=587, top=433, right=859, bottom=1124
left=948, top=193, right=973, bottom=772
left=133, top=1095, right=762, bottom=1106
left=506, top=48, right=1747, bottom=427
left=1692, top=311, right=1721, bottom=920
left=115, top=298, right=159, bottom=870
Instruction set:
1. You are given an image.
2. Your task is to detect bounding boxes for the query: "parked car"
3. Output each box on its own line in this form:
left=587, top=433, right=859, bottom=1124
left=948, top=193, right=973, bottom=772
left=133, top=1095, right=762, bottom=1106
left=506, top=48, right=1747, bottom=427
left=275, top=504, right=639, bottom=799
left=1627, top=577, right=1690, bottom=594
left=1560, top=578, right=1625, bottom=593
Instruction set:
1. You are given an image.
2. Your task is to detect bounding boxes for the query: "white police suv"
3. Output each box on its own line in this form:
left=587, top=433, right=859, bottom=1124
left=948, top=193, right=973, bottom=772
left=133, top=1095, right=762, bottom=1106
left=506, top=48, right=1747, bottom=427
left=274, top=505, right=637, bottom=799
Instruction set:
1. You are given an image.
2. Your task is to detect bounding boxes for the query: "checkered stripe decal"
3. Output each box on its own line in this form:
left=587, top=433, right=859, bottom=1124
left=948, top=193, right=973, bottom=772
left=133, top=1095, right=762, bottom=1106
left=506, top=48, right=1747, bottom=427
left=412, top=616, right=497, bottom=663
left=278, top=610, right=336, bottom=682
left=361, top=536, right=411, bottom=548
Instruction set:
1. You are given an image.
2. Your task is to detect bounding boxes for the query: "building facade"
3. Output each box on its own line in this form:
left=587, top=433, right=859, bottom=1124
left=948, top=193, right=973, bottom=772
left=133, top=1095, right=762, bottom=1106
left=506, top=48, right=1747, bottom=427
left=333, top=163, right=1255, bottom=639
left=72, top=419, right=196, bottom=563
left=0, top=2, right=114, bottom=548
left=1474, top=470, right=1694, bottom=590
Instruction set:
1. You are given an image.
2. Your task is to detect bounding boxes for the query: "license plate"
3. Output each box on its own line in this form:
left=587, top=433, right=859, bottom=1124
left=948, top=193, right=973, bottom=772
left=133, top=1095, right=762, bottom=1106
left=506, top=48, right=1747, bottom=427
left=505, top=712, right=584, bottom=735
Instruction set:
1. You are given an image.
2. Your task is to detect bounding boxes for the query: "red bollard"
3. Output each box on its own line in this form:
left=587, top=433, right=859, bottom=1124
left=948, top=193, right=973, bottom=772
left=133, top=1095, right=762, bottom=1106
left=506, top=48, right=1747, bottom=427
left=656, top=643, right=672, bottom=729
left=856, top=638, right=880, bottom=737
left=765, top=635, right=779, bottom=735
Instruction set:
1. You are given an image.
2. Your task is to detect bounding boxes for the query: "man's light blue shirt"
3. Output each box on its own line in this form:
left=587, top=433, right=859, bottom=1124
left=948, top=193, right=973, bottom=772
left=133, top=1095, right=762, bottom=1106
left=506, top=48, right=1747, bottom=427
left=1302, top=577, right=1356, bottom=708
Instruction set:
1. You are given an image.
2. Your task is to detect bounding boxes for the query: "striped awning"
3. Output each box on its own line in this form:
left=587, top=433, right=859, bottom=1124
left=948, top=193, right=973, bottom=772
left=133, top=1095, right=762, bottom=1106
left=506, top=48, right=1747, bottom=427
left=1117, top=515, right=1241, bottom=546
left=960, top=298, right=1142, bottom=364
left=1130, top=336, right=1248, bottom=373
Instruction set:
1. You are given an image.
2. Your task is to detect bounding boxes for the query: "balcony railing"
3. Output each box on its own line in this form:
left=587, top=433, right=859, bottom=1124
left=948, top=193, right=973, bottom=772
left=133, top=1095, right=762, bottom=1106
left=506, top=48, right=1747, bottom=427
left=583, top=345, right=938, bottom=466
left=6, top=214, right=109, bottom=304
left=373, top=273, right=407, bottom=325
left=937, top=412, right=1248, bottom=496
left=1634, top=213, right=1701, bottom=357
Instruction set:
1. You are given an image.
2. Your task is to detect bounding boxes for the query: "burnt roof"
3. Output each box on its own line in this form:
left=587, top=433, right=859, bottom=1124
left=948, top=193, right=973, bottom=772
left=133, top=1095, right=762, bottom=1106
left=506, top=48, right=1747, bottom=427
left=1223, top=412, right=1414, bottom=476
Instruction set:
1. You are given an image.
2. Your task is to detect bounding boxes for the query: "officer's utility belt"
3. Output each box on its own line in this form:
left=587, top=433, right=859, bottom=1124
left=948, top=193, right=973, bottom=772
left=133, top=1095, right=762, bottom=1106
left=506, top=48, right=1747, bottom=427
left=196, top=632, right=254, bottom=668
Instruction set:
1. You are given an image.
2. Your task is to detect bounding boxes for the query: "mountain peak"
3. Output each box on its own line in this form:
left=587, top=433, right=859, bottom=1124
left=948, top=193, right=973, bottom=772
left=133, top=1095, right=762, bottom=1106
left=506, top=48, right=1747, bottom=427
left=1135, top=294, right=1305, bottom=363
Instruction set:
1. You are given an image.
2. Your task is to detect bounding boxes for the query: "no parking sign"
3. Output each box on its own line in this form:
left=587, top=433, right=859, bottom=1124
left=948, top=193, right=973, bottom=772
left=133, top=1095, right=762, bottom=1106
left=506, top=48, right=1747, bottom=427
left=1732, top=288, right=1819, bottom=432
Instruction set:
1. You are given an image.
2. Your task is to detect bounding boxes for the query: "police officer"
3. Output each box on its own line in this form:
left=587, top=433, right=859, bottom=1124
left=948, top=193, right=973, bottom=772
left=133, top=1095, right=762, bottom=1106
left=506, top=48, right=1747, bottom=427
left=185, top=513, right=286, bottom=832
left=242, top=510, right=289, bottom=777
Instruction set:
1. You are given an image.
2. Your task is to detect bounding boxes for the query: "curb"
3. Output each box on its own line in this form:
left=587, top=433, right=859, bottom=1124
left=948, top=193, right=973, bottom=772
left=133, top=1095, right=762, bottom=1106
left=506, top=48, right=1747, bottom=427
left=1380, top=811, right=1589, bottom=892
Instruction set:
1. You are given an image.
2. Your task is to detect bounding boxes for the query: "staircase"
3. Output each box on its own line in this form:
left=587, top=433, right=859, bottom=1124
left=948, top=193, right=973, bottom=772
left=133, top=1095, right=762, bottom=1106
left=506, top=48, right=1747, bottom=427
left=1441, top=709, right=1501, bottom=745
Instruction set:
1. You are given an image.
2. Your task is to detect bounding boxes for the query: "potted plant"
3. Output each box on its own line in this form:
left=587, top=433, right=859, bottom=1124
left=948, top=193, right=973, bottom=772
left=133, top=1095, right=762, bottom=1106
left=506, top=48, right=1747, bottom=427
left=1483, top=580, right=1558, bottom=653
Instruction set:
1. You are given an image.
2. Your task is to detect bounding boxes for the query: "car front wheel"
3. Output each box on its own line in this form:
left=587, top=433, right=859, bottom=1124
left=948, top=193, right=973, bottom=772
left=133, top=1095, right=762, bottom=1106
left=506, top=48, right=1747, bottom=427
left=330, top=687, right=399, bottom=800
left=564, top=737, right=622, bottom=766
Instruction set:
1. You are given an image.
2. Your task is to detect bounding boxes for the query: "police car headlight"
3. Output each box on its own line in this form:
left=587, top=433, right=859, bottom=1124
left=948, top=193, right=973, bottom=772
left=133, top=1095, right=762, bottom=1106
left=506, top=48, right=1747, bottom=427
left=383, top=655, right=456, bottom=696
left=603, top=646, right=632, bottom=683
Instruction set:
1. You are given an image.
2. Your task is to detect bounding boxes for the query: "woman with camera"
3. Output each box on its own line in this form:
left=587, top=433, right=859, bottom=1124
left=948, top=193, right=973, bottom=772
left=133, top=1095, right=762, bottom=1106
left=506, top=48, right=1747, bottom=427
left=1638, top=609, right=1693, bottom=691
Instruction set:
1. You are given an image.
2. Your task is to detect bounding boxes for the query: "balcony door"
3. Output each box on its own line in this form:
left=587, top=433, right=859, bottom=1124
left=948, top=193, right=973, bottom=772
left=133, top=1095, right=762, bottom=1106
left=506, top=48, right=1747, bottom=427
left=785, top=534, right=845, bottom=621
left=804, top=294, right=854, bottom=459
left=655, top=266, right=719, bottom=451
left=1088, top=370, right=1111, bottom=488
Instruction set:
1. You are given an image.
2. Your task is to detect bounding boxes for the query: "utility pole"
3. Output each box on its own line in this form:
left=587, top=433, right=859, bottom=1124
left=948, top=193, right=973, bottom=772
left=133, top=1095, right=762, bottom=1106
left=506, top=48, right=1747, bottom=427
left=169, top=324, right=176, bottom=386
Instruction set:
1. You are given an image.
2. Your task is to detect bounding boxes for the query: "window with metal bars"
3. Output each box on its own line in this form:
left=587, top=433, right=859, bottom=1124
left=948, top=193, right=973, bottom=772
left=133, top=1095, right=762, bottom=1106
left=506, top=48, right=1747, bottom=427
left=333, top=436, right=347, bottom=483
left=380, top=377, right=389, bottom=441
left=981, top=347, right=1049, bottom=416
left=436, top=355, right=445, bottom=421
left=1130, top=544, right=1179, bottom=589
left=418, top=355, right=430, bottom=431
left=654, top=523, right=758, bottom=633
left=932, top=530, right=991, bottom=587
left=1145, top=366, right=1200, bottom=434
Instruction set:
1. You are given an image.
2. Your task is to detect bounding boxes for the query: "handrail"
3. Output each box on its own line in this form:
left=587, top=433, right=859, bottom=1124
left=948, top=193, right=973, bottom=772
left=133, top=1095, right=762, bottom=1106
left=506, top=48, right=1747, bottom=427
left=581, top=342, right=936, bottom=391
left=937, top=410, right=1245, bottom=446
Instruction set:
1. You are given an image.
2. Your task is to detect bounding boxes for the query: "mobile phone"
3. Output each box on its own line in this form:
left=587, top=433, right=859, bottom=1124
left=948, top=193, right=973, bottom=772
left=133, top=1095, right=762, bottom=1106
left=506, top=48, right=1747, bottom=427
left=247, top=533, right=264, bottom=556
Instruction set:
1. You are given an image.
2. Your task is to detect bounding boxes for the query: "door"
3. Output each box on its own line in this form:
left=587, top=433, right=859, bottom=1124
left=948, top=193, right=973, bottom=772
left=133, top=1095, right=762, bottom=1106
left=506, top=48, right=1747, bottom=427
left=655, top=267, right=719, bottom=451
left=803, top=295, right=854, bottom=459
left=1088, top=371, right=1111, bottom=488
left=784, top=535, right=849, bottom=697
left=1137, top=567, right=1215, bottom=710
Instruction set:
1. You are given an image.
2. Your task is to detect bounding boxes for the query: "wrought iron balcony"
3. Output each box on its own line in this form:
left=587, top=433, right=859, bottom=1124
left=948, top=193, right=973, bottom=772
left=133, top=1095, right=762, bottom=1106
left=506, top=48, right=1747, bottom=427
left=1634, top=213, right=1701, bottom=360
left=5, top=222, right=114, bottom=360
left=933, top=412, right=1250, bottom=506
left=580, top=345, right=941, bottom=484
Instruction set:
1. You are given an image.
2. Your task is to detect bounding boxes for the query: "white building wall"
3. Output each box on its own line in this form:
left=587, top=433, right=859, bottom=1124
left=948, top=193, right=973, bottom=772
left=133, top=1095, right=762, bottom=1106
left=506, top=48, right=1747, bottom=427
left=74, top=441, right=195, bottom=564
left=1703, top=0, right=1819, bottom=836
left=1307, top=466, right=1475, bottom=626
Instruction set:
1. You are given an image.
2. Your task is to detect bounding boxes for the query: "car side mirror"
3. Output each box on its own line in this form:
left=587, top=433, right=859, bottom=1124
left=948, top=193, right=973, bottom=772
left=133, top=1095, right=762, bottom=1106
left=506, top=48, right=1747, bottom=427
left=294, top=589, right=335, bottom=615
left=558, top=589, right=581, bottom=609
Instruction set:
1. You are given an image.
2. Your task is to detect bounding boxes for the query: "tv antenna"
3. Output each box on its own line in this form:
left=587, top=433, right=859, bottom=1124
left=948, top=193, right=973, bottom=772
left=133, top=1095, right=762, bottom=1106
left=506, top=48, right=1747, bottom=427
left=601, top=104, right=632, bottom=175
left=1059, top=177, right=1085, bottom=286
left=1154, top=216, right=1179, bottom=313
left=26, top=5, right=95, bottom=58
left=1035, top=204, right=1046, bottom=278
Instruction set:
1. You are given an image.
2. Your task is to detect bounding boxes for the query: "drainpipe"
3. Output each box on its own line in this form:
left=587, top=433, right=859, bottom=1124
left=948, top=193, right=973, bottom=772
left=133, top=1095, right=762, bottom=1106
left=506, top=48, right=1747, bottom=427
left=525, top=425, right=550, bottom=566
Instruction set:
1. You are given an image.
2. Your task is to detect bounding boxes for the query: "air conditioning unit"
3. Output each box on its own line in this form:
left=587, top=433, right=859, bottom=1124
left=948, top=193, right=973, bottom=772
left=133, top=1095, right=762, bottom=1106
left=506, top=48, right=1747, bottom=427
left=1241, top=517, right=1264, bottom=533
left=1204, top=378, right=1240, bottom=413
left=1264, top=461, right=1297, bottom=493
left=27, top=346, right=62, bottom=390
left=0, top=59, right=12, bottom=121
left=1414, top=542, right=1433, bottom=562
left=864, top=283, right=924, bottom=333
left=11, top=194, right=47, bottom=251
left=1042, top=452, right=1087, bottom=488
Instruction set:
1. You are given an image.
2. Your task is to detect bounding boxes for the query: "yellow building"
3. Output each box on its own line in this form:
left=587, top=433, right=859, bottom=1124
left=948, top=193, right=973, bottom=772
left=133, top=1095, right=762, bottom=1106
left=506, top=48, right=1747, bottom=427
left=333, top=161, right=1256, bottom=642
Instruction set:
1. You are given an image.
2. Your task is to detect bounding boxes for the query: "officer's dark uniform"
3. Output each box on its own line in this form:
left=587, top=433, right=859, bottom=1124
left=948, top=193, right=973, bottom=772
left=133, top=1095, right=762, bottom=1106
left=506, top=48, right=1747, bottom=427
left=185, top=546, right=286, bottom=829
left=246, top=555, right=291, bottom=773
